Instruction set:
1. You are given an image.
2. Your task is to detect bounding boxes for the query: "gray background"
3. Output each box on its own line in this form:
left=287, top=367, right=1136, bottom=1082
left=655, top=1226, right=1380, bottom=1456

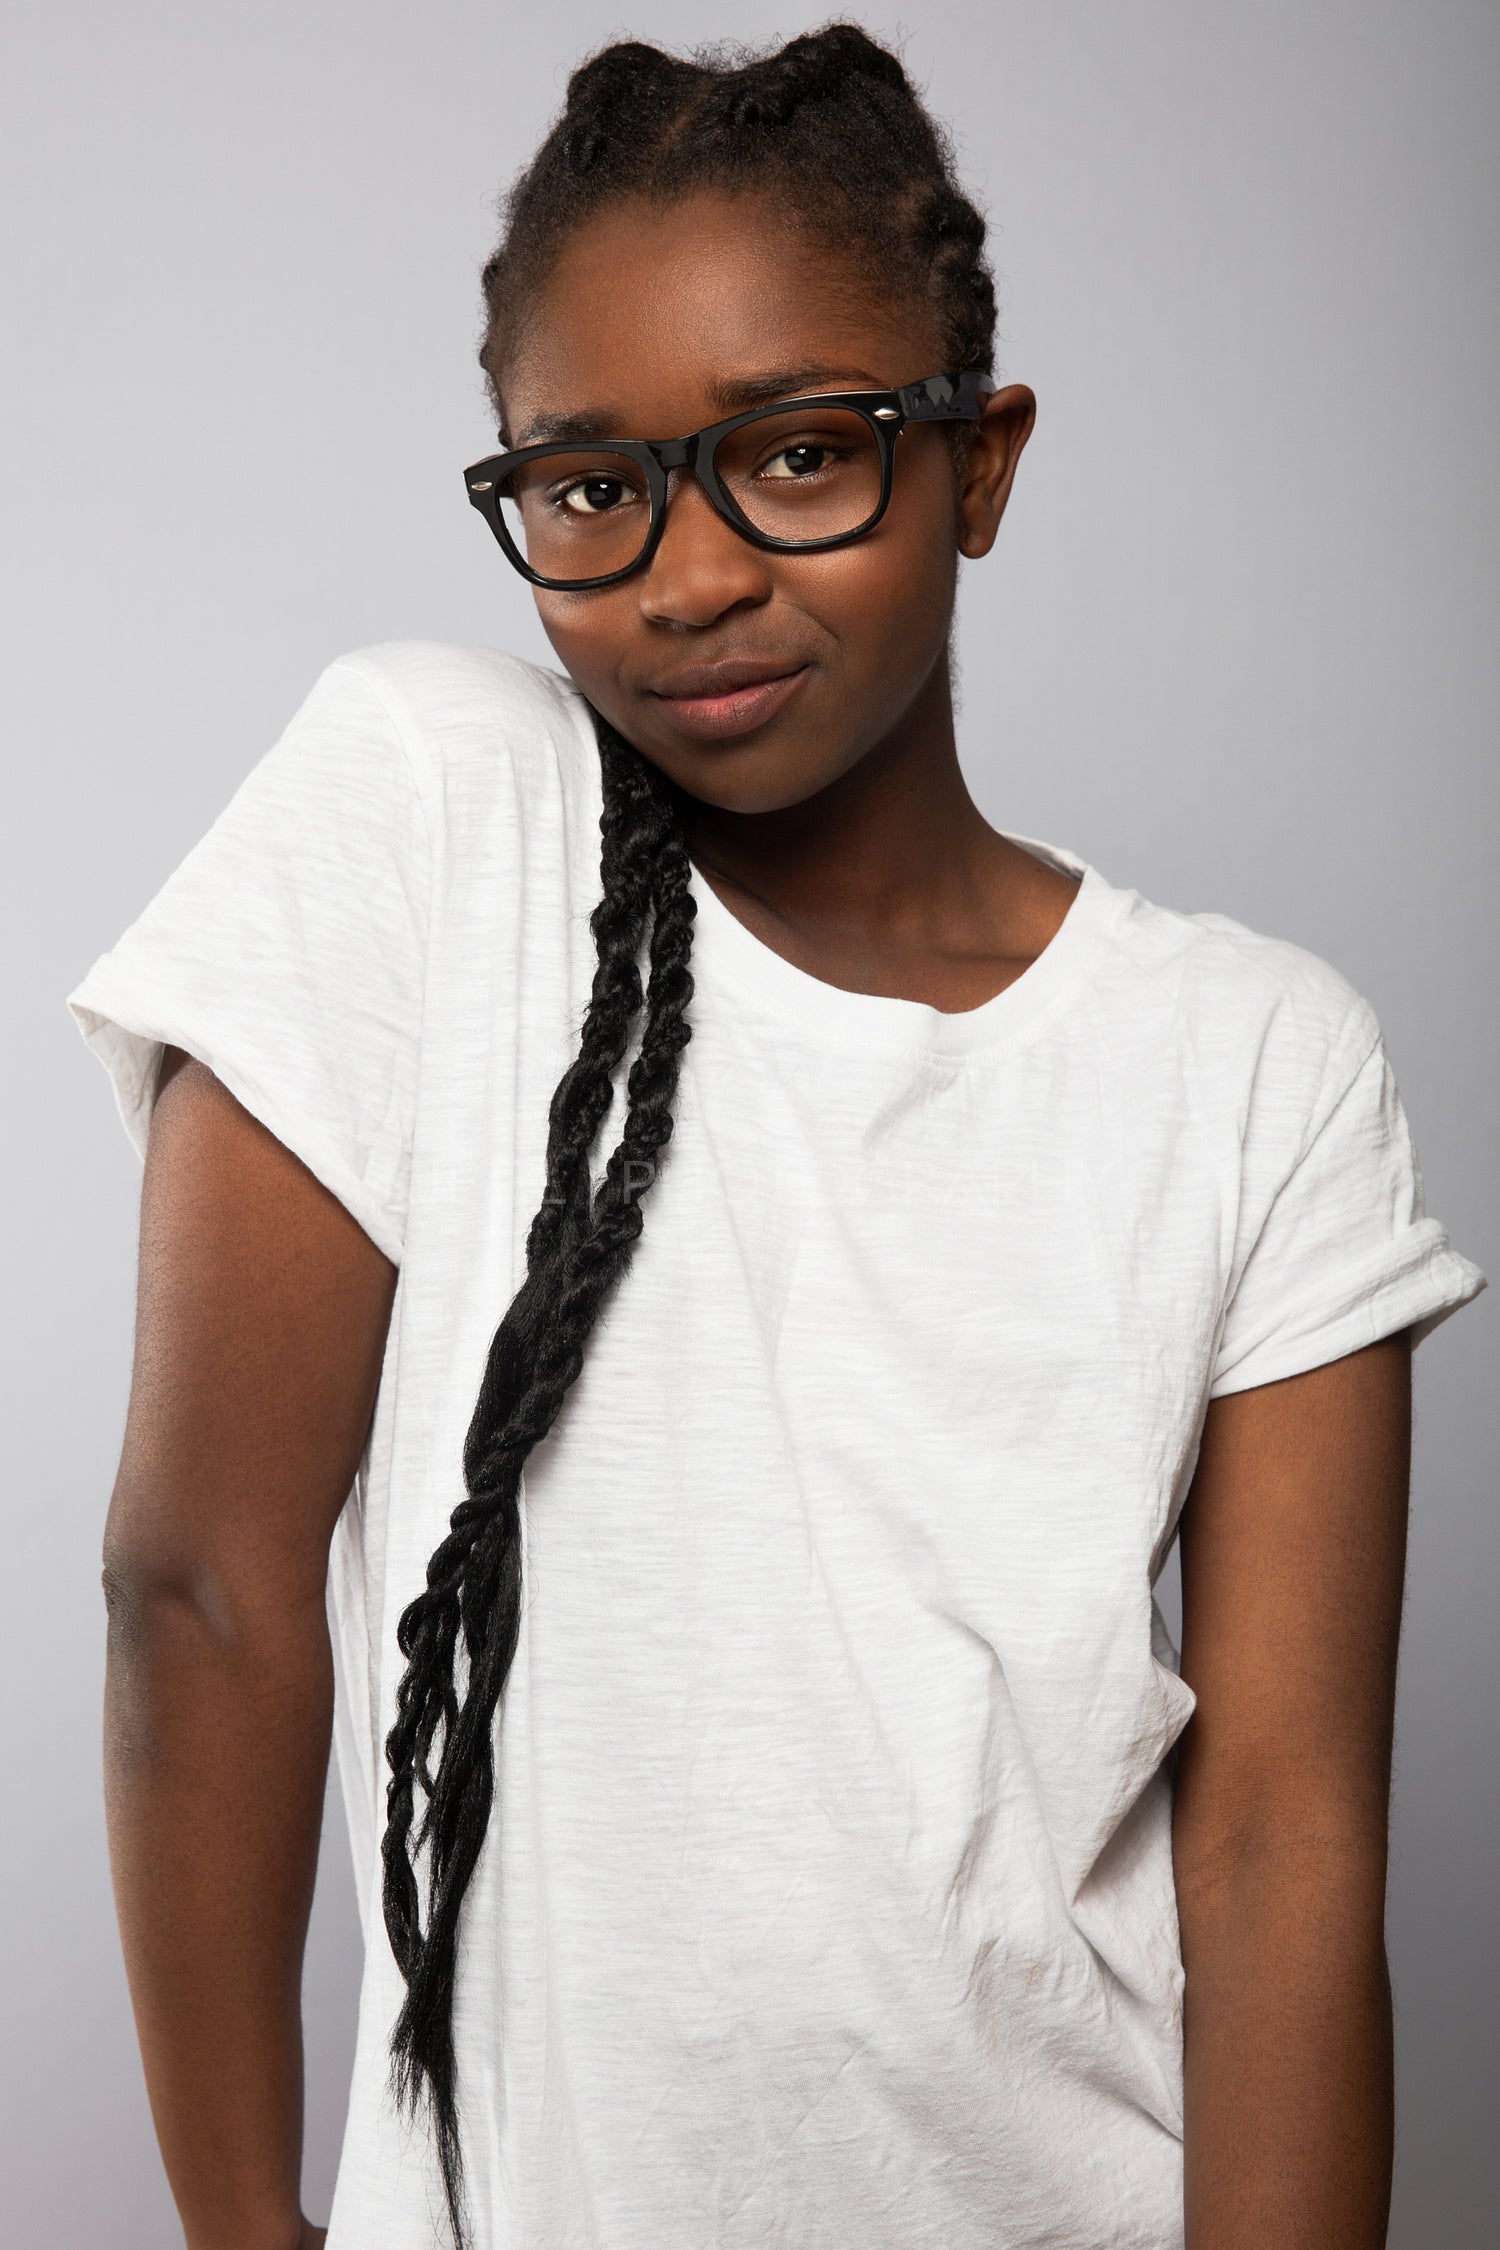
left=4, top=1, right=1494, bottom=2242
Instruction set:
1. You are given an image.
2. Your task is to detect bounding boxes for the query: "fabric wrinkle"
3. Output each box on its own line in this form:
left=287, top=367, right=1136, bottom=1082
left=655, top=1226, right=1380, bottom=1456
left=65, top=641, right=1487, bottom=2250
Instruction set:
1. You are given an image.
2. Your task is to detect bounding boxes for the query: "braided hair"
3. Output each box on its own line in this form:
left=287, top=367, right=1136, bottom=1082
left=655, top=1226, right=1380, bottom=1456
left=382, top=26, right=999, bottom=2244
left=480, top=26, right=997, bottom=430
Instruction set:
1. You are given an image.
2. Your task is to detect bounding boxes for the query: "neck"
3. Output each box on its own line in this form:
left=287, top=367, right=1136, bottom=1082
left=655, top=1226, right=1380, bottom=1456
left=681, top=658, right=1006, bottom=945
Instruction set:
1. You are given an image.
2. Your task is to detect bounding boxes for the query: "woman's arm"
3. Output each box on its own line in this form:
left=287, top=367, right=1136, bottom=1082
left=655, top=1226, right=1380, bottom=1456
left=1174, top=1332, right=1411, bottom=2249
left=101, top=1048, right=397, bottom=2250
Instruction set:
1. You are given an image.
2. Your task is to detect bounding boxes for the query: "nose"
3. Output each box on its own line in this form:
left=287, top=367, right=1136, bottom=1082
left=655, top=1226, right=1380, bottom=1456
left=636, top=468, right=775, bottom=630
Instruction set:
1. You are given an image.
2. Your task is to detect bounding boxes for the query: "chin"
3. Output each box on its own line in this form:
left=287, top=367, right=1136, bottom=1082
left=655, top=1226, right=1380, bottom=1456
left=642, top=735, right=856, bottom=818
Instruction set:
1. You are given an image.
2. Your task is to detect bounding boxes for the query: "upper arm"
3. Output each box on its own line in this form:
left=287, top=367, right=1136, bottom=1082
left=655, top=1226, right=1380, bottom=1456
left=104, top=1046, right=399, bottom=1621
left=1173, top=1332, right=1412, bottom=1892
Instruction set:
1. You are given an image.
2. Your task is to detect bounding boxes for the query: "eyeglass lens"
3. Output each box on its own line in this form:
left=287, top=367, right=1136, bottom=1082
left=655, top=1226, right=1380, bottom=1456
left=497, top=406, right=886, bottom=583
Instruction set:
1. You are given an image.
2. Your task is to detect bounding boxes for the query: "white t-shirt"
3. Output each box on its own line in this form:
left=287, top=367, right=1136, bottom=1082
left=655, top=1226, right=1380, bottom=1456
left=69, top=643, right=1485, bottom=2250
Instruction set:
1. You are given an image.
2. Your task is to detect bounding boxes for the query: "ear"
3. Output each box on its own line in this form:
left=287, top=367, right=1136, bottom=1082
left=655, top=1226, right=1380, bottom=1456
left=956, top=384, right=1037, bottom=559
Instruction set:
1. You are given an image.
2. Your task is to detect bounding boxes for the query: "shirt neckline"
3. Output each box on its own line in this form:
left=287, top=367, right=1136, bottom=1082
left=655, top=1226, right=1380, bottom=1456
left=685, top=832, right=1125, bottom=1061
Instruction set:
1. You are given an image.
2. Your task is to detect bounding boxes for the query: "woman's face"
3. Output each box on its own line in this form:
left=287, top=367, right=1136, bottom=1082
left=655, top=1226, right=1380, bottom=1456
left=499, top=192, right=1034, bottom=816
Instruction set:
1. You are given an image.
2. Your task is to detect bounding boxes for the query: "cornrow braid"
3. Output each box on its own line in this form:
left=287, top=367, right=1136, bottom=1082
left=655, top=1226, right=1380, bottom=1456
left=385, top=23, right=997, bottom=2241
left=479, top=23, right=997, bottom=431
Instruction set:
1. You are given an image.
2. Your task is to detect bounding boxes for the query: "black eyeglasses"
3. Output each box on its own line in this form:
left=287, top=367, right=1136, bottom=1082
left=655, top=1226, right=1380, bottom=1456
left=463, top=368, right=991, bottom=591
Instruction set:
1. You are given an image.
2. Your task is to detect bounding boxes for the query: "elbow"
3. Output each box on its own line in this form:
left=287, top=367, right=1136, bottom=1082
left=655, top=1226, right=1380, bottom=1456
left=100, top=1532, right=332, bottom=1716
left=1174, top=1811, right=1390, bottom=1967
left=100, top=1533, right=221, bottom=1657
left=101, top=1532, right=162, bottom=1631
left=100, top=1514, right=314, bottom=1661
left=101, top=1465, right=334, bottom=1668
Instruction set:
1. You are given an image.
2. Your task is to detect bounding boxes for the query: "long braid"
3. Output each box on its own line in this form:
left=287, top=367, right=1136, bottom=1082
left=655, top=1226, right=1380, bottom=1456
left=382, top=719, right=693, bottom=2245
left=381, top=729, right=662, bottom=1969
left=387, top=23, right=997, bottom=2240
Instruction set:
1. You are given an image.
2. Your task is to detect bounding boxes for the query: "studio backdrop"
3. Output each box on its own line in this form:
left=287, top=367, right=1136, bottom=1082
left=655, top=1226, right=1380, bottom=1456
left=3, top=4, right=1494, bottom=2244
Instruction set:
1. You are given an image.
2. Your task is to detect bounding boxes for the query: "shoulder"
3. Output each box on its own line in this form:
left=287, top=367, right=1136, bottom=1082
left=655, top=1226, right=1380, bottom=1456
left=259, top=644, right=603, bottom=878
left=279, top=643, right=606, bottom=919
left=174, top=642, right=604, bottom=918
left=1094, top=874, right=1384, bottom=1121
left=293, top=640, right=598, bottom=799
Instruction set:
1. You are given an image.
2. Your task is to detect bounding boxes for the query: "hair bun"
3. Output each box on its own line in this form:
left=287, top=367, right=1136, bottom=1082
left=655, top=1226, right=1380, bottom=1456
left=564, top=40, right=696, bottom=114
left=786, top=23, right=911, bottom=96
left=722, top=23, right=913, bottom=130
left=559, top=40, right=705, bottom=172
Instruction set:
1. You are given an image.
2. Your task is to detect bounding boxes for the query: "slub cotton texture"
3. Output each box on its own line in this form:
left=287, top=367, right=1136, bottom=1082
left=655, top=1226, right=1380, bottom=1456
left=69, top=644, right=1486, bottom=2250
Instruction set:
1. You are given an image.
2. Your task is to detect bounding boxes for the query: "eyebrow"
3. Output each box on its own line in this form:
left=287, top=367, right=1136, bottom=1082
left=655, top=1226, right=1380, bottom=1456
left=511, top=364, right=890, bottom=448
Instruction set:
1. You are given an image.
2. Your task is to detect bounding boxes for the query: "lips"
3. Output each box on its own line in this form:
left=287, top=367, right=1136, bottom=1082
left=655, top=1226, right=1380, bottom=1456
left=645, top=657, right=809, bottom=742
left=650, top=656, right=803, bottom=699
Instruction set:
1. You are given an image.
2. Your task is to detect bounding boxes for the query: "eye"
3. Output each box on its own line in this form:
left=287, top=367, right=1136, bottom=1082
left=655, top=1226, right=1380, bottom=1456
left=558, top=475, right=633, bottom=515
left=760, top=442, right=839, bottom=480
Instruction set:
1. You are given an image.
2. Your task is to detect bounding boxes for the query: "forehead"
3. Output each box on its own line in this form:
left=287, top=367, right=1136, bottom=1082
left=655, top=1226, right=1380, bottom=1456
left=500, top=190, right=940, bottom=444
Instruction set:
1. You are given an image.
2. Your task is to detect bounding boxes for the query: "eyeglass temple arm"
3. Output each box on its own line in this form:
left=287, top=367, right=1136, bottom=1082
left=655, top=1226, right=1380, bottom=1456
left=897, top=370, right=993, bottom=421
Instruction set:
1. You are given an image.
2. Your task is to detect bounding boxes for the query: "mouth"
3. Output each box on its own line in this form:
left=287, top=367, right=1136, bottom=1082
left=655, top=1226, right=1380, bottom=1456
left=645, top=658, right=809, bottom=742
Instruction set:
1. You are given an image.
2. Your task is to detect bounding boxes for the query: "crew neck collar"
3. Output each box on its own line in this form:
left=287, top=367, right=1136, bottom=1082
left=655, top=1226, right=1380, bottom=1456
left=685, top=833, right=1125, bottom=1061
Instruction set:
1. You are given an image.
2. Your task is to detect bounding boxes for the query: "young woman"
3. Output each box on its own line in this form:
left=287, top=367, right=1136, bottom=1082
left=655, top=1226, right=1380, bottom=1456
left=72, top=27, right=1484, bottom=2250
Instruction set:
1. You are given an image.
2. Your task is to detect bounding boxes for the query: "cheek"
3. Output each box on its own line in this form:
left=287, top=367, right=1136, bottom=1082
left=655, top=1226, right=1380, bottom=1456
left=756, top=444, right=963, bottom=678
left=531, top=588, right=638, bottom=690
left=820, top=474, right=959, bottom=676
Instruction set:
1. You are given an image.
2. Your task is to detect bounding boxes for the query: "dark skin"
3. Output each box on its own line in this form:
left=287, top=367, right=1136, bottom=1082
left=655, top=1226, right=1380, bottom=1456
left=503, top=193, right=1076, bottom=998
left=103, top=189, right=1409, bottom=2248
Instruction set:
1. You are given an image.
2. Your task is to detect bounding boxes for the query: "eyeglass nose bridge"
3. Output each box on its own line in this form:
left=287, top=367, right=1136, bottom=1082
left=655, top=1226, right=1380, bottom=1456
left=651, top=434, right=698, bottom=473
left=639, top=432, right=732, bottom=561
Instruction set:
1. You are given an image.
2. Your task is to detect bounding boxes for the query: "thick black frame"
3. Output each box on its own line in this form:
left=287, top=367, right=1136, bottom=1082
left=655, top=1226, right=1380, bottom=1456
left=463, top=368, right=992, bottom=591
